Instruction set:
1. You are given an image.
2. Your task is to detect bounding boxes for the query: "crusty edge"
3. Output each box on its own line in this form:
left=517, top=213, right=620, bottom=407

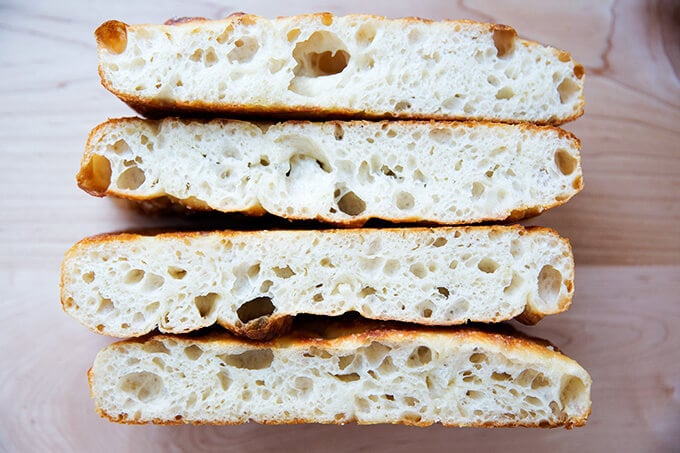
left=89, top=326, right=591, bottom=427
left=76, top=117, right=583, bottom=227
left=61, top=225, right=573, bottom=338
left=95, top=15, right=584, bottom=125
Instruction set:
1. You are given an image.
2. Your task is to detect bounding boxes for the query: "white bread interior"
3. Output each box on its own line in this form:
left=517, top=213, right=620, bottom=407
left=95, top=14, right=585, bottom=123
left=61, top=226, right=574, bottom=339
left=89, top=325, right=591, bottom=427
left=77, top=118, right=583, bottom=226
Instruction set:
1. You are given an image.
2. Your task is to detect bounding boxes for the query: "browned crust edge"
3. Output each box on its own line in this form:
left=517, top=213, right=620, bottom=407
left=95, top=15, right=584, bottom=125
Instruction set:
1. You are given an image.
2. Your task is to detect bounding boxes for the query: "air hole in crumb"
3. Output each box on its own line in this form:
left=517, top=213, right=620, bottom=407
left=110, top=139, right=130, bottom=155
left=429, top=127, right=452, bottom=143
left=294, top=377, right=313, bottom=396
left=242, top=263, right=259, bottom=279
left=236, top=296, right=275, bottom=323
left=260, top=279, right=273, bottom=292
left=142, top=274, right=164, bottom=292
left=469, top=353, right=487, bottom=363
left=406, top=346, right=432, bottom=367
left=504, top=272, right=523, bottom=294
left=219, top=349, right=274, bottom=370
left=82, top=271, right=95, bottom=283
left=287, top=28, right=301, bottom=42
left=291, top=31, right=350, bottom=78
left=524, top=396, right=542, bottom=406
left=194, top=293, right=219, bottom=318
left=394, top=101, right=411, bottom=111
left=493, top=27, right=516, bottom=58
left=217, top=370, right=232, bottom=390
left=532, top=374, right=551, bottom=389
left=117, top=166, right=145, bottom=190
left=184, top=345, right=203, bottom=360
left=333, top=123, right=344, bottom=140
left=492, top=372, right=512, bottom=381
left=378, top=356, right=396, bottom=374
left=557, top=78, right=579, bottom=103
left=554, top=149, right=577, bottom=175
left=338, top=354, right=355, bottom=370
left=383, top=259, right=400, bottom=275
left=471, top=182, right=485, bottom=199
left=337, top=191, right=366, bottom=216
left=409, top=263, right=427, bottom=279
left=466, top=390, right=484, bottom=400
left=355, top=23, right=376, bottom=46
left=477, top=258, right=500, bottom=274
left=404, top=396, right=419, bottom=407
left=167, top=266, right=187, bottom=279
left=496, top=86, right=514, bottom=100
left=359, top=286, right=377, bottom=297
left=437, top=287, right=450, bottom=298
left=216, top=24, right=234, bottom=44
left=333, top=373, right=360, bottom=382
left=560, top=376, right=586, bottom=408
left=145, top=301, right=160, bottom=314
left=124, top=269, right=145, bottom=284
left=142, top=340, right=169, bottom=354
left=396, top=191, right=415, bottom=210
left=433, top=237, right=447, bottom=247
left=228, top=36, right=260, bottom=63
left=273, top=265, right=296, bottom=279
left=96, top=297, right=113, bottom=315
left=119, top=371, right=163, bottom=402
left=538, top=265, right=562, bottom=305
left=204, top=48, right=218, bottom=66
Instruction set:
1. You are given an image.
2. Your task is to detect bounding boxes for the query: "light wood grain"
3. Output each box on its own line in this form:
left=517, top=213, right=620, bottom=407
left=1, top=0, right=679, bottom=451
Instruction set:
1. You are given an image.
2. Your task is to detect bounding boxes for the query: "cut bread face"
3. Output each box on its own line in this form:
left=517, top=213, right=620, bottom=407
left=88, top=324, right=591, bottom=427
left=95, top=14, right=584, bottom=123
left=61, top=226, right=574, bottom=339
left=77, top=118, right=583, bottom=226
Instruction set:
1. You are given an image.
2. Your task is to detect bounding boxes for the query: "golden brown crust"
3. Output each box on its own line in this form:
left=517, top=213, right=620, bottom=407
left=96, top=14, right=585, bottom=125
left=65, top=223, right=555, bottom=249
left=227, top=314, right=295, bottom=341
left=163, top=17, right=208, bottom=26
left=117, top=94, right=583, bottom=126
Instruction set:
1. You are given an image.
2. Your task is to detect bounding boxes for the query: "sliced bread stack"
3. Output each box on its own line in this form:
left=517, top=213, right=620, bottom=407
left=62, top=13, right=590, bottom=427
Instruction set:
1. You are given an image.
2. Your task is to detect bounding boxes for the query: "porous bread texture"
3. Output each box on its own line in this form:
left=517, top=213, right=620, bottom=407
left=95, top=14, right=584, bottom=123
left=89, top=327, right=592, bottom=427
left=77, top=118, right=583, bottom=226
left=61, top=226, right=574, bottom=339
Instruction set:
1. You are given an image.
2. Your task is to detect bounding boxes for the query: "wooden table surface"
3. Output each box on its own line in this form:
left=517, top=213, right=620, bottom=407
left=2, top=0, right=678, bottom=451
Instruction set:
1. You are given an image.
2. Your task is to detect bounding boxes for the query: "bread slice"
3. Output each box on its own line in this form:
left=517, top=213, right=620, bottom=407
left=61, top=225, right=574, bottom=339
left=77, top=118, right=583, bottom=226
left=88, top=322, right=591, bottom=427
left=94, top=14, right=584, bottom=124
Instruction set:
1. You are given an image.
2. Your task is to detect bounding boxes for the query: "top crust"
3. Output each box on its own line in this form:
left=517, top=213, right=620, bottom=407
left=95, top=14, right=585, bottom=123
